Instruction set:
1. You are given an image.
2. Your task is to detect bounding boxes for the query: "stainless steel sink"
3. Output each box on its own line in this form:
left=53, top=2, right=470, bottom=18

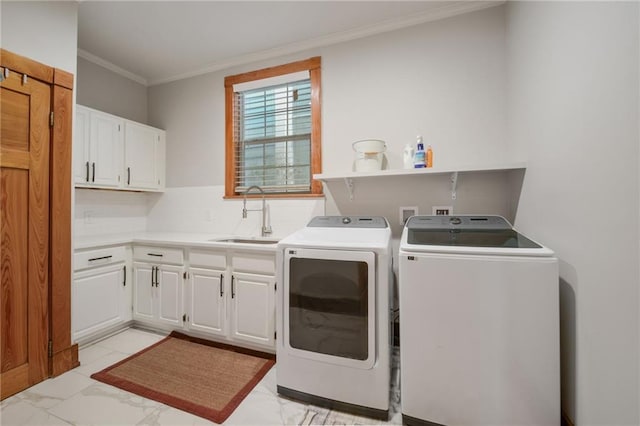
left=209, top=238, right=279, bottom=245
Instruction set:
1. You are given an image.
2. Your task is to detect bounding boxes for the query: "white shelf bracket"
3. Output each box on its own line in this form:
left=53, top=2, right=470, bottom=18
left=344, top=177, right=354, bottom=201
left=451, top=172, right=458, bottom=200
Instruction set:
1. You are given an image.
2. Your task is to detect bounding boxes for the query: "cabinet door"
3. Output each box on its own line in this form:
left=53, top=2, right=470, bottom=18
left=124, top=122, right=163, bottom=190
left=74, top=106, right=91, bottom=185
left=133, top=262, right=155, bottom=322
left=89, top=111, right=123, bottom=187
left=188, top=268, right=226, bottom=337
left=73, top=263, right=125, bottom=341
left=230, top=272, right=275, bottom=348
left=157, top=265, right=184, bottom=328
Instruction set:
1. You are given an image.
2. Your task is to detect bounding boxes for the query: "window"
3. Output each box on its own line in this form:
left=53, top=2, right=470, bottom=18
left=224, top=57, right=322, bottom=197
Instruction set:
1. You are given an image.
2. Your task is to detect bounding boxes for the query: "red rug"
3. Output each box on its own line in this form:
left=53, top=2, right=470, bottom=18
left=91, top=331, right=275, bottom=423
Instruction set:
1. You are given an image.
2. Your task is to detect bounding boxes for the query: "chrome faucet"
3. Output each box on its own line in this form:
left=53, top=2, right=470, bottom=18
left=242, top=185, right=272, bottom=237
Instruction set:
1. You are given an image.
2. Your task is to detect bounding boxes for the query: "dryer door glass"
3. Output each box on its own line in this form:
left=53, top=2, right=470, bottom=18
left=289, top=257, right=369, bottom=360
left=283, top=248, right=376, bottom=369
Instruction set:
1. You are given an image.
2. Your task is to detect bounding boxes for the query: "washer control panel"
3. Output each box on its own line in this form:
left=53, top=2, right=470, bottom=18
left=307, top=216, right=388, bottom=228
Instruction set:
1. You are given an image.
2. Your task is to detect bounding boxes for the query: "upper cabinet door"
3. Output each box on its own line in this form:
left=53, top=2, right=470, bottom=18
left=89, top=110, right=123, bottom=188
left=73, top=105, right=165, bottom=192
left=124, top=122, right=165, bottom=191
left=74, top=106, right=91, bottom=184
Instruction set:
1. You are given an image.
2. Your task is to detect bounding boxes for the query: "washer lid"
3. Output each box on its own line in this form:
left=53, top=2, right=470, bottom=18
left=405, top=215, right=542, bottom=249
left=307, top=216, right=388, bottom=228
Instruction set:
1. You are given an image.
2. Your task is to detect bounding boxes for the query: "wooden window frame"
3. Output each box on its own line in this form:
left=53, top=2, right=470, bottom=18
left=224, top=57, right=322, bottom=199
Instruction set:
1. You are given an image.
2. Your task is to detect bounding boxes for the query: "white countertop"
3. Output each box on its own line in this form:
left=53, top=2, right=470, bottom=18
left=74, top=232, right=279, bottom=252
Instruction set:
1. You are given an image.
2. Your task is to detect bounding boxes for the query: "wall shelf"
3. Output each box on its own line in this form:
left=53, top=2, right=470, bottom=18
left=313, top=162, right=527, bottom=201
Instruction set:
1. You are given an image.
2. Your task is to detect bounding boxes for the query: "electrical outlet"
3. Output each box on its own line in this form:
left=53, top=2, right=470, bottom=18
left=399, top=206, right=418, bottom=225
left=204, top=209, right=213, bottom=222
left=432, top=206, right=453, bottom=216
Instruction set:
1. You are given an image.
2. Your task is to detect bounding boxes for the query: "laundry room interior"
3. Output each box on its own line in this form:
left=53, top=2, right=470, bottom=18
left=1, top=1, right=638, bottom=426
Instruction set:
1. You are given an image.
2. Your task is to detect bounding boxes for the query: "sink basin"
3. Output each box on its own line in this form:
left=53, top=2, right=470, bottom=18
left=209, top=238, right=279, bottom=245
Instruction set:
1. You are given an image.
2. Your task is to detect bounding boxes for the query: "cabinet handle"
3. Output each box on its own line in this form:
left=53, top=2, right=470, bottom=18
left=127, top=167, right=131, bottom=185
left=92, top=162, right=96, bottom=182
left=85, top=161, right=90, bottom=182
left=147, top=253, right=163, bottom=257
left=88, top=255, right=112, bottom=262
left=231, top=275, right=235, bottom=299
left=123, top=265, right=126, bottom=286
left=220, top=274, right=224, bottom=297
left=151, top=266, right=157, bottom=287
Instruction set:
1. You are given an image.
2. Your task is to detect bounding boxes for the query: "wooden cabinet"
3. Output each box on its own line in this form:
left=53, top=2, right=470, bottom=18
left=124, top=121, right=165, bottom=191
left=74, top=105, right=165, bottom=192
left=132, top=246, right=184, bottom=329
left=72, top=246, right=130, bottom=343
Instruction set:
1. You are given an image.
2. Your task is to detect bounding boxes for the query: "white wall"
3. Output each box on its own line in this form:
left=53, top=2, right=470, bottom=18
left=148, top=6, right=511, bottom=237
left=77, top=56, right=148, bottom=123
left=1, top=1, right=77, bottom=74
left=506, top=2, right=639, bottom=424
left=149, top=6, right=507, bottom=187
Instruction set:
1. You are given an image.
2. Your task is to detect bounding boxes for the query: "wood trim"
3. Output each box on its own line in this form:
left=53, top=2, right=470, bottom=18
left=224, top=85, right=235, bottom=197
left=224, top=57, right=321, bottom=87
left=49, top=82, right=74, bottom=361
left=27, top=74, right=51, bottom=387
left=53, top=69, right=74, bottom=90
left=0, top=49, right=54, bottom=84
left=50, top=344, right=79, bottom=377
left=309, top=66, right=322, bottom=195
left=223, top=193, right=325, bottom=200
left=224, top=57, right=323, bottom=197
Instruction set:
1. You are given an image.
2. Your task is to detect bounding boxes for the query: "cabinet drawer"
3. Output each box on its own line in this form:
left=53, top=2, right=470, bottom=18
left=231, top=252, right=276, bottom=275
left=74, top=246, right=126, bottom=271
left=133, top=246, right=183, bottom=265
left=189, top=249, right=226, bottom=270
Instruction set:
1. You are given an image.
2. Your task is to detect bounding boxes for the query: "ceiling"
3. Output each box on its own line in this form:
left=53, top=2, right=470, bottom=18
left=77, top=1, right=500, bottom=86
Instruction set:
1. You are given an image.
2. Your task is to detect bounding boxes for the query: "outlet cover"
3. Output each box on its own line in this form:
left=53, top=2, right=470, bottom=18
left=400, top=206, right=418, bottom=225
left=432, top=206, right=453, bottom=216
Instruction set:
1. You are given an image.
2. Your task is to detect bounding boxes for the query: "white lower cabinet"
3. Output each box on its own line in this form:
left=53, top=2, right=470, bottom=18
left=72, top=246, right=130, bottom=343
left=132, top=246, right=185, bottom=330
left=187, top=268, right=226, bottom=337
left=133, top=263, right=184, bottom=328
left=230, top=272, right=275, bottom=348
left=184, top=248, right=276, bottom=351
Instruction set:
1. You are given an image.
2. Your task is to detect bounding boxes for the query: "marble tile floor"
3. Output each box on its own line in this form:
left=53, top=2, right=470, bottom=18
left=0, top=328, right=402, bottom=426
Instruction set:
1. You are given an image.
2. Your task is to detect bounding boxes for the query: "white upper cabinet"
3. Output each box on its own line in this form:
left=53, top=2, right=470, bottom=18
left=74, top=105, right=165, bottom=192
left=124, top=121, right=166, bottom=191
left=74, top=106, right=123, bottom=188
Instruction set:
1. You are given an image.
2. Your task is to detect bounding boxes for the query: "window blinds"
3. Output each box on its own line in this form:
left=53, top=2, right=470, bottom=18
left=233, top=77, right=312, bottom=194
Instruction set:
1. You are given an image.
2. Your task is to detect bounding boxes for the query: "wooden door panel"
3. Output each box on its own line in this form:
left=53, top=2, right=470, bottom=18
left=0, top=68, right=50, bottom=399
left=0, top=88, right=30, bottom=150
left=0, top=169, right=29, bottom=371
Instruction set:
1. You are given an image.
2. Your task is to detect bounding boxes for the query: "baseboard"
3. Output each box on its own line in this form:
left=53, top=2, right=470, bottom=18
left=50, top=344, right=79, bottom=377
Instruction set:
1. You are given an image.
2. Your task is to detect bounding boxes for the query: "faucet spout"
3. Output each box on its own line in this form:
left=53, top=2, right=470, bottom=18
left=242, top=185, right=272, bottom=237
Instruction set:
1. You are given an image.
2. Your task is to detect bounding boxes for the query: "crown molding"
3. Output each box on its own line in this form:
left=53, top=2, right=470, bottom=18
left=77, top=48, right=148, bottom=86
left=148, top=1, right=503, bottom=86
left=79, top=1, right=503, bottom=87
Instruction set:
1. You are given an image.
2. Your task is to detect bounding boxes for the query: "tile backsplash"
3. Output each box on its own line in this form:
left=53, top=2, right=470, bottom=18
left=74, top=185, right=325, bottom=239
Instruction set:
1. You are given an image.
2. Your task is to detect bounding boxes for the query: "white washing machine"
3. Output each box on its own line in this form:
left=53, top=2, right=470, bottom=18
left=399, top=215, right=559, bottom=426
left=276, top=216, right=393, bottom=420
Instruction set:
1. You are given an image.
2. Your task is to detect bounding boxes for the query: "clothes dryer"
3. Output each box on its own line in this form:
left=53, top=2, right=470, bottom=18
left=276, top=216, right=393, bottom=420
